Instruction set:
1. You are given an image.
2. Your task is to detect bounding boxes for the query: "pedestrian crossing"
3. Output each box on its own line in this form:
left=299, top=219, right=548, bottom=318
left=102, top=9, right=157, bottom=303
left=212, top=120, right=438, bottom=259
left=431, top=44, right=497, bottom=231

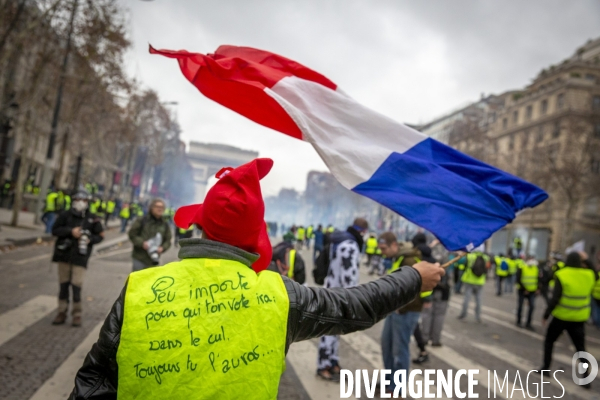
left=2, top=283, right=600, bottom=399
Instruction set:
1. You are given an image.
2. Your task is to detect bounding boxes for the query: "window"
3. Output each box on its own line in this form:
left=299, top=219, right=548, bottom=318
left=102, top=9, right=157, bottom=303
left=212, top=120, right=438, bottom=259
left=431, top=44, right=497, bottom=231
left=548, top=143, right=560, bottom=159
left=489, top=112, right=496, bottom=124
left=552, top=121, right=561, bottom=138
left=541, top=99, right=548, bottom=115
left=557, top=93, right=565, bottom=109
left=513, top=110, right=519, bottom=124
left=593, top=96, right=600, bottom=110
left=508, top=135, right=515, bottom=150
left=595, top=123, right=600, bottom=139
left=536, top=126, right=544, bottom=142
left=502, top=118, right=508, bottom=129
left=526, top=105, right=533, bottom=121
left=586, top=74, right=597, bottom=81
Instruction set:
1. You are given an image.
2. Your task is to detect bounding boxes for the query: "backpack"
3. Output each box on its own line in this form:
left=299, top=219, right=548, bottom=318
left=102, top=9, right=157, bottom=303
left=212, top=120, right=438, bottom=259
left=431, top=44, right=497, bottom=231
left=500, top=259, right=509, bottom=272
left=312, top=230, right=355, bottom=285
left=471, top=254, right=487, bottom=277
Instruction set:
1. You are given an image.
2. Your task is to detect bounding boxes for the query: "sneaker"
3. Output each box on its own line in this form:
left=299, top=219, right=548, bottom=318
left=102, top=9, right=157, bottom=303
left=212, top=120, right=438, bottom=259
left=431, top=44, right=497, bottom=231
left=52, top=312, right=67, bottom=325
left=457, top=315, right=466, bottom=320
left=431, top=342, right=442, bottom=347
left=412, top=354, right=429, bottom=364
left=72, top=315, right=82, bottom=327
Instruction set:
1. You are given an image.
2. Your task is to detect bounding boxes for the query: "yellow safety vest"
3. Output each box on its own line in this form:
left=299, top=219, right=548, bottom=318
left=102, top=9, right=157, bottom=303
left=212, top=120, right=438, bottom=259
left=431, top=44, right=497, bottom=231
left=461, top=253, right=488, bottom=286
left=365, top=238, right=378, bottom=255
left=296, top=228, right=305, bottom=241
left=117, top=258, right=289, bottom=400
left=307, top=226, right=313, bottom=239
left=388, top=256, right=431, bottom=297
left=106, top=201, right=116, bottom=213
left=120, top=207, right=131, bottom=219
left=327, top=226, right=335, bottom=233
left=178, top=226, right=194, bottom=235
left=507, top=259, right=518, bottom=275
left=552, top=267, right=595, bottom=322
left=65, top=195, right=71, bottom=210
left=287, top=249, right=296, bottom=280
left=519, top=264, right=539, bottom=292
left=45, top=192, right=58, bottom=212
left=495, top=256, right=508, bottom=277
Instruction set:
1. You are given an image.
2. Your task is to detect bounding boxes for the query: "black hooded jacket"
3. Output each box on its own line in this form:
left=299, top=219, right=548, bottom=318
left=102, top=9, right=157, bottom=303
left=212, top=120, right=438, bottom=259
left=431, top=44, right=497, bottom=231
left=52, top=209, right=104, bottom=267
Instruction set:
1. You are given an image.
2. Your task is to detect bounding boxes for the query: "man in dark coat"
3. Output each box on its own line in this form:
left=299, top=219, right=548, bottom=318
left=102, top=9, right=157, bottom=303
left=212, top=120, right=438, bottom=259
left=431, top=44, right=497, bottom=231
left=51, top=190, right=104, bottom=326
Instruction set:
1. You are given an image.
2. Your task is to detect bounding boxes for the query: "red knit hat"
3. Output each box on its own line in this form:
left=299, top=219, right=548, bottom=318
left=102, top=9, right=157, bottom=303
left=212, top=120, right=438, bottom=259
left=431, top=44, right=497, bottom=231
left=174, top=158, right=273, bottom=272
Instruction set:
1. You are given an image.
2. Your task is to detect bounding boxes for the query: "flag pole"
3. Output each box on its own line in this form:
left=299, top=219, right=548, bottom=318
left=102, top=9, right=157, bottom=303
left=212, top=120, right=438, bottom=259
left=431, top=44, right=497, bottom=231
left=441, top=254, right=465, bottom=269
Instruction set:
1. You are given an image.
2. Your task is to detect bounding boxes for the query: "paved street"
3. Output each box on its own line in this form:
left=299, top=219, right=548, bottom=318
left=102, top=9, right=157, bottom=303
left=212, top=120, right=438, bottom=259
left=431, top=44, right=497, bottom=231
left=2, top=237, right=600, bottom=399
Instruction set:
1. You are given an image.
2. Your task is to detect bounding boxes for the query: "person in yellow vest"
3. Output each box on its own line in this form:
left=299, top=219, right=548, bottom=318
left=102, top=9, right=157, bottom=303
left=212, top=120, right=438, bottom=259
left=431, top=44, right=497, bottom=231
left=68, top=158, right=444, bottom=399
left=504, top=253, right=518, bottom=293
left=378, top=231, right=432, bottom=393
left=305, top=224, right=313, bottom=248
left=105, top=198, right=116, bottom=226
left=592, top=267, right=600, bottom=328
left=326, top=224, right=335, bottom=233
left=295, top=225, right=305, bottom=249
left=453, top=252, right=466, bottom=294
left=494, top=253, right=509, bottom=296
left=119, top=203, right=131, bottom=233
left=365, top=233, right=378, bottom=266
left=539, top=252, right=596, bottom=383
left=515, top=256, right=539, bottom=330
left=269, top=241, right=305, bottom=284
left=42, top=189, right=59, bottom=233
left=457, top=247, right=490, bottom=322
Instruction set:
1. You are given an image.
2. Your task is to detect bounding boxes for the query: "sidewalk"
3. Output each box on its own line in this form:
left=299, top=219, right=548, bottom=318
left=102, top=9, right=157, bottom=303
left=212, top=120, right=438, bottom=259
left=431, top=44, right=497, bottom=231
left=0, top=208, right=48, bottom=248
left=0, top=208, right=123, bottom=249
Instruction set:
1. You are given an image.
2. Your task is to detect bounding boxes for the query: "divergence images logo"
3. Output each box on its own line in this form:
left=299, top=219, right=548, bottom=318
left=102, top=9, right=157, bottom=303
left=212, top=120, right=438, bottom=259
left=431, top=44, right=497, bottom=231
left=572, top=351, right=598, bottom=386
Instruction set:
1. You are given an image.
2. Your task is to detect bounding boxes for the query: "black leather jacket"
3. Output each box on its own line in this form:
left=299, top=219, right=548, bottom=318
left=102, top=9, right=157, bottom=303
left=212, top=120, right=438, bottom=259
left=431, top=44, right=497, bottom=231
left=69, top=239, right=421, bottom=399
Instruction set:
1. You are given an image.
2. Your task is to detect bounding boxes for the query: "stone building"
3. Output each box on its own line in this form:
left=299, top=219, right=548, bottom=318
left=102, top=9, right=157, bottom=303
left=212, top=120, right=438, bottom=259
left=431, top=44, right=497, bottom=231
left=419, top=37, right=600, bottom=259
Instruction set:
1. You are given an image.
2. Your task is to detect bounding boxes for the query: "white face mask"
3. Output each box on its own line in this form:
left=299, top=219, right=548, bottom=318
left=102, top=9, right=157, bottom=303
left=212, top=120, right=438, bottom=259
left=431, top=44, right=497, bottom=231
left=72, top=200, right=88, bottom=212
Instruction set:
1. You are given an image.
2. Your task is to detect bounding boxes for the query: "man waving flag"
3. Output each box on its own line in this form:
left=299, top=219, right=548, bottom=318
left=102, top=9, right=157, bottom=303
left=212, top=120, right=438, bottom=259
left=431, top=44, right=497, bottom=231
left=150, top=45, right=547, bottom=251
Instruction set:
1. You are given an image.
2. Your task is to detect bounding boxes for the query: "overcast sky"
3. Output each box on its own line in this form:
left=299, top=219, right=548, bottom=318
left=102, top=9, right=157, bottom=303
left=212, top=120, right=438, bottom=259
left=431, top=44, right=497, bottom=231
left=119, top=0, right=600, bottom=196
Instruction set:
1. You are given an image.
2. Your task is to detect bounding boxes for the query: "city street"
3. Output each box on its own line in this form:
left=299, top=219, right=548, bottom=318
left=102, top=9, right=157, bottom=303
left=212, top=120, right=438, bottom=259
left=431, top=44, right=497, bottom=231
left=2, top=236, right=600, bottom=399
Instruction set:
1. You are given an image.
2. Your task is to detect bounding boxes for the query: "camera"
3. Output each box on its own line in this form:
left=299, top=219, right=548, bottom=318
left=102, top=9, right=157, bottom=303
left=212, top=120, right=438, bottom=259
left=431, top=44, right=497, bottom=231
left=56, top=238, right=72, bottom=251
left=146, top=233, right=163, bottom=265
left=78, top=229, right=91, bottom=255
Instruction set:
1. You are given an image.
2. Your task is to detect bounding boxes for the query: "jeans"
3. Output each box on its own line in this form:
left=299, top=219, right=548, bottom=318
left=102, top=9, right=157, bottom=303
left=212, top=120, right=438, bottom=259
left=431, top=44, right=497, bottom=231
left=454, top=270, right=464, bottom=293
left=516, top=290, right=536, bottom=326
left=459, top=283, right=483, bottom=321
left=381, top=311, right=420, bottom=390
left=120, top=218, right=128, bottom=233
left=421, top=297, right=449, bottom=344
left=504, top=274, right=515, bottom=293
left=496, top=276, right=506, bottom=295
left=132, top=258, right=151, bottom=272
left=313, top=245, right=323, bottom=262
left=43, top=212, right=56, bottom=233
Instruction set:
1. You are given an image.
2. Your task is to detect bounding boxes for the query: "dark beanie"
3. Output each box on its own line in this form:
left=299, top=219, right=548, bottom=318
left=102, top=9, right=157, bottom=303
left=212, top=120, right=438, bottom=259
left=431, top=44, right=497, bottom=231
left=412, top=233, right=427, bottom=247
left=565, top=252, right=582, bottom=268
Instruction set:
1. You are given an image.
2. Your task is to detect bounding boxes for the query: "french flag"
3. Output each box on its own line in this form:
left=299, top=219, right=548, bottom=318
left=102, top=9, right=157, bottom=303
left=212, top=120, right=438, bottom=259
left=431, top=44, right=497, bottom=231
left=151, top=45, right=548, bottom=251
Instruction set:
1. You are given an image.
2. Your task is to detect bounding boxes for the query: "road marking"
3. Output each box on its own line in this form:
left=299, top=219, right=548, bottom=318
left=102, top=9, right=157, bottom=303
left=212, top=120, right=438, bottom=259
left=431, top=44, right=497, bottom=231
left=0, top=295, right=56, bottom=346
left=344, top=331, right=452, bottom=399
left=29, top=321, right=103, bottom=400
left=450, top=298, right=600, bottom=346
left=448, top=301, right=549, bottom=342
left=427, top=339, right=513, bottom=399
left=94, top=247, right=132, bottom=259
left=12, top=253, right=52, bottom=265
left=287, top=339, right=357, bottom=399
left=471, top=342, right=598, bottom=400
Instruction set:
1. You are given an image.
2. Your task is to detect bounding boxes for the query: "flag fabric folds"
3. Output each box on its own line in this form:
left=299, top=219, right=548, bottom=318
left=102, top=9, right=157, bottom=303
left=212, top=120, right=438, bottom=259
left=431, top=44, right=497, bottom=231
left=150, top=45, right=548, bottom=251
